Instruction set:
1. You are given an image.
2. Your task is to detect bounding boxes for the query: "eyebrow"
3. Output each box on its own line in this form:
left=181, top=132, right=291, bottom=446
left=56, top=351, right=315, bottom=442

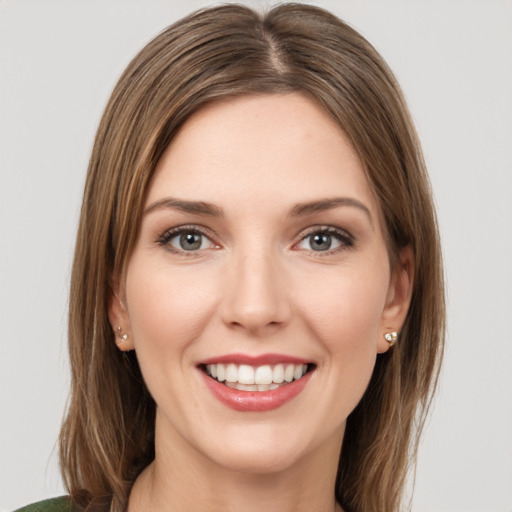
left=144, top=198, right=224, bottom=217
left=144, top=196, right=373, bottom=225
left=289, top=197, right=373, bottom=225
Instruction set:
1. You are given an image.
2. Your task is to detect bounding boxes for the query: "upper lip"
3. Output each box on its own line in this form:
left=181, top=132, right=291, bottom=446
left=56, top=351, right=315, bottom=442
left=199, top=353, right=312, bottom=366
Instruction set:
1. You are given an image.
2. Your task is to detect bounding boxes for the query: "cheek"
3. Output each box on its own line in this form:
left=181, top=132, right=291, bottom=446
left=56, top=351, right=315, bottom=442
left=299, top=262, right=389, bottom=346
left=123, top=259, right=222, bottom=417
left=305, top=268, right=389, bottom=418
left=124, top=260, right=218, bottom=361
left=296, top=259, right=389, bottom=405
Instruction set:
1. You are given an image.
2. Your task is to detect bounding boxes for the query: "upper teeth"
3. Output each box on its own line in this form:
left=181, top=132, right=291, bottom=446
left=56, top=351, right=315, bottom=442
left=206, top=363, right=307, bottom=385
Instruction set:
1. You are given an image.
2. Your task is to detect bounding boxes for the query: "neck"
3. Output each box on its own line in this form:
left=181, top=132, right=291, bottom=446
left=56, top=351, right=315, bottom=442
left=128, top=411, right=345, bottom=512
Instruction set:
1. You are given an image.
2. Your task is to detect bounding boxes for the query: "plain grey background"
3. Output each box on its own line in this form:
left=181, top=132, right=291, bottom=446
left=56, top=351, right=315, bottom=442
left=1, top=1, right=511, bottom=511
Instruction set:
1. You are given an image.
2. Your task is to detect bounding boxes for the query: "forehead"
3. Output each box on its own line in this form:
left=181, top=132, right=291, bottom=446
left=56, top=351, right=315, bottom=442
left=148, top=93, right=377, bottom=216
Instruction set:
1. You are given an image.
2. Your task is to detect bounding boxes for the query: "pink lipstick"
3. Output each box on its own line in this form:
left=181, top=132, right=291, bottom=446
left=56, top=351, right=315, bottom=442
left=198, top=353, right=314, bottom=412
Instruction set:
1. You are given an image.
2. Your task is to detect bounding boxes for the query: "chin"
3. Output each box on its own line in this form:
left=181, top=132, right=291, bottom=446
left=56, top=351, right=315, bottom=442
left=208, top=444, right=306, bottom=475
left=196, top=421, right=343, bottom=476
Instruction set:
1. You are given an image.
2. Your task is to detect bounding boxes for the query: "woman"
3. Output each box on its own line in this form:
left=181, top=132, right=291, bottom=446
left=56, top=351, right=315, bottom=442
left=16, top=3, right=444, bottom=512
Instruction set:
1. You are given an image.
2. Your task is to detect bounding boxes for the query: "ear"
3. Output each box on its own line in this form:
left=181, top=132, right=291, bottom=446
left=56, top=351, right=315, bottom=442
left=377, top=245, right=415, bottom=354
left=108, top=283, right=135, bottom=352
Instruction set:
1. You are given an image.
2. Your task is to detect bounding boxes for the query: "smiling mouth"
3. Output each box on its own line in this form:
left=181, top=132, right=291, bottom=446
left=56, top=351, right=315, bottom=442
left=201, top=363, right=313, bottom=392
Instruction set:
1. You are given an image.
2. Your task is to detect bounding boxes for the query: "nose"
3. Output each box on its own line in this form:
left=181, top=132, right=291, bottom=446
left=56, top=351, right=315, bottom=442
left=221, top=248, right=291, bottom=336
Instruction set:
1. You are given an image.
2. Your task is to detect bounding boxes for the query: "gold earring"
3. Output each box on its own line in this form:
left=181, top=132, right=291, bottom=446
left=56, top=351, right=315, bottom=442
left=117, top=326, right=128, bottom=341
left=384, top=331, right=398, bottom=347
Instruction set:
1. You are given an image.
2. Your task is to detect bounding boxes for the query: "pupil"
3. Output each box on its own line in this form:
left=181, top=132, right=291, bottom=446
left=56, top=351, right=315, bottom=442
left=311, top=233, right=331, bottom=251
left=180, top=232, right=202, bottom=250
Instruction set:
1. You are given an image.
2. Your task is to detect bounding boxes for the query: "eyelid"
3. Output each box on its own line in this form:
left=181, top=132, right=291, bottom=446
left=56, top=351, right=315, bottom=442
left=292, top=225, right=355, bottom=253
left=156, top=224, right=220, bottom=253
left=155, top=223, right=354, bottom=256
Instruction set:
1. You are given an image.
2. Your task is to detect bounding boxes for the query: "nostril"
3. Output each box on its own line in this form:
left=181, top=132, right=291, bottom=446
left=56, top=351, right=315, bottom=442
left=227, top=320, right=284, bottom=335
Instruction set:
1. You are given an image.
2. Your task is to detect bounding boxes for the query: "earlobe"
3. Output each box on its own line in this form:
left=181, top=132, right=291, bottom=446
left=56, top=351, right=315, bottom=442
left=378, top=245, right=414, bottom=354
left=108, top=286, right=135, bottom=351
left=115, top=325, right=133, bottom=351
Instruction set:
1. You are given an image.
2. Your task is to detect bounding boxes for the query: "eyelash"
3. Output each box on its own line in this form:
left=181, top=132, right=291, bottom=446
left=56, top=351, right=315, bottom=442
left=156, top=225, right=217, bottom=255
left=294, top=226, right=355, bottom=255
left=155, top=225, right=355, bottom=255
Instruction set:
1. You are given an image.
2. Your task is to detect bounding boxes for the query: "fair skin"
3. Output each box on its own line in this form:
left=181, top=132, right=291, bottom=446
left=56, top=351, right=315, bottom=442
left=110, top=93, right=413, bottom=512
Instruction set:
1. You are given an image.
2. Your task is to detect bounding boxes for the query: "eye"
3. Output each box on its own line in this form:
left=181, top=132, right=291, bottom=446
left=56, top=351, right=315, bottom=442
left=157, top=226, right=217, bottom=253
left=171, top=231, right=208, bottom=251
left=296, top=227, right=354, bottom=253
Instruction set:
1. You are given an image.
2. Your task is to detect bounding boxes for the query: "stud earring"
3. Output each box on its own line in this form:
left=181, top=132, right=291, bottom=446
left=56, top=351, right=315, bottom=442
left=384, top=331, right=398, bottom=347
left=117, top=326, right=128, bottom=342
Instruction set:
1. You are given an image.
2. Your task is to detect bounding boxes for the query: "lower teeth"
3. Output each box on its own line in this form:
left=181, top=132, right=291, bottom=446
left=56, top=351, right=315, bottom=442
left=223, top=381, right=283, bottom=391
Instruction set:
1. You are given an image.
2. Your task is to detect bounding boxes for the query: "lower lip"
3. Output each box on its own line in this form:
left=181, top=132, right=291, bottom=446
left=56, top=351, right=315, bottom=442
left=201, top=371, right=312, bottom=412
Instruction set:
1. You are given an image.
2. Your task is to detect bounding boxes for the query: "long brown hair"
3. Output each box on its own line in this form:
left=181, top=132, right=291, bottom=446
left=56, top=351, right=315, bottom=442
left=60, top=4, right=445, bottom=511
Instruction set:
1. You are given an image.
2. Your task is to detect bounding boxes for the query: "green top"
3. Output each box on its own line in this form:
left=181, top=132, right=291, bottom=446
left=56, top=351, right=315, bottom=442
left=13, top=497, right=80, bottom=512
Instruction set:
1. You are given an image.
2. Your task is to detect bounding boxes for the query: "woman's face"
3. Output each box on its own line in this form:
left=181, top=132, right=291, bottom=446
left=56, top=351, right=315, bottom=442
left=112, top=93, right=411, bottom=474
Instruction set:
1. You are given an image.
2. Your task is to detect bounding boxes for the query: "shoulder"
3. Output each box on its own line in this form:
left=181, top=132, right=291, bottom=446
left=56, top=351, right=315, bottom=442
left=13, top=496, right=81, bottom=512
